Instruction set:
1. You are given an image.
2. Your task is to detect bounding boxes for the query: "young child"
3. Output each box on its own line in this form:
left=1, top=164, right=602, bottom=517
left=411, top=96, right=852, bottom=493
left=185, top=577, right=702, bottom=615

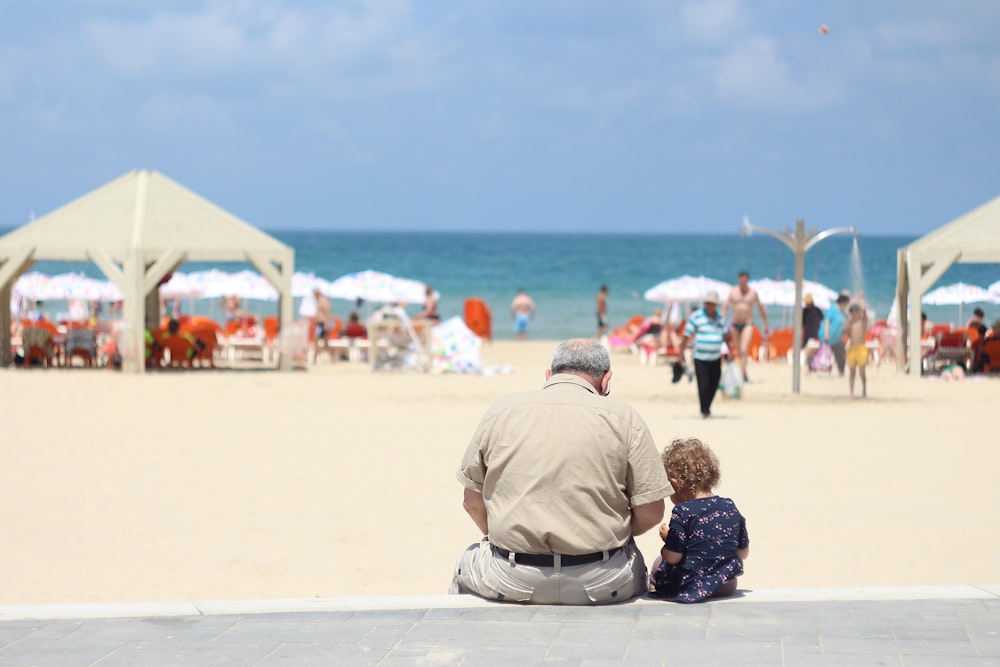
left=649, top=438, right=749, bottom=603
left=846, top=292, right=868, bottom=398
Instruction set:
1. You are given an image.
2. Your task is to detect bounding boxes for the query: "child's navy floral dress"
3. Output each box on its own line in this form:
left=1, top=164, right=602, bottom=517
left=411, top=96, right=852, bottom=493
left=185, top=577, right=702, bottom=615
left=651, top=496, right=749, bottom=602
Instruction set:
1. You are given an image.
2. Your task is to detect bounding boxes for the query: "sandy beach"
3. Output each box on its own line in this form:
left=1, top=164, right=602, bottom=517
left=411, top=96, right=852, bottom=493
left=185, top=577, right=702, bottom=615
left=2, top=341, right=997, bottom=605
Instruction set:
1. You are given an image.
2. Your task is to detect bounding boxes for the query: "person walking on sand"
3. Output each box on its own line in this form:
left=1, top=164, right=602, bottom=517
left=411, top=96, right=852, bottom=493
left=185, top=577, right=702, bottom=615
left=846, top=292, right=868, bottom=399
left=312, top=287, right=332, bottom=341
left=680, top=291, right=727, bottom=419
left=824, top=292, right=851, bottom=376
left=801, top=293, right=824, bottom=373
left=510, top=289, right=536, bottom=340
left=450, top=338, right=671, bottom=605
left=722, top=271, right=769, bottom=382
left=596, top=285, right=609, bottom=339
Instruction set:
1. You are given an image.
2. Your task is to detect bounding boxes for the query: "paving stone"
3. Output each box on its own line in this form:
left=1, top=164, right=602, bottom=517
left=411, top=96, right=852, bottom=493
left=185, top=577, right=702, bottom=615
left=0, top=592, right=996, bottom=664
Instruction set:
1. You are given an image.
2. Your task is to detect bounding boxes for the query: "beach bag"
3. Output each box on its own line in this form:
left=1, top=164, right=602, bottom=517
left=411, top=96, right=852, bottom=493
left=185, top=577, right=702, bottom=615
left=811, top=343, right=833, bottom=372
left=720, top=362, right=743, bottom=399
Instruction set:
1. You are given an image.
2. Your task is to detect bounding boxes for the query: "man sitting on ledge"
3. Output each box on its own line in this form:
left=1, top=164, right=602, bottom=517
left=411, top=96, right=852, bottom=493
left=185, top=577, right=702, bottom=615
left=450, top=338, right=672, bottom=604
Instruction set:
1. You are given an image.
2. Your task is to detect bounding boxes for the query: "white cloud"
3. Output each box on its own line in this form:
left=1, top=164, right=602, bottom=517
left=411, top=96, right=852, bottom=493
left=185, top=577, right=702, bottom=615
left=710, top=35, right=840, bottom=113
left=680, top=0, right=745, bottom=42
left=875, top=18, right=963, bottom=52
left=82, top=0, right=443, bottom=95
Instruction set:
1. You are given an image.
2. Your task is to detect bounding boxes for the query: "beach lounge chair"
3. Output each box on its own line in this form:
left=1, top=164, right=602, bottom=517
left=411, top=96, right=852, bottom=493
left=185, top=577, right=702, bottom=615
left=64, top=327, right=96, bottom=367
left=21, top=326, right=55, bottom=368
left=927, top=331, right=969, bottom=372
left=181, top=317, right=222, bottom=368
left=160, top=334, right=196, bottom=369
left=262, top=316, right=280, bottom=362
left=976, top=337, right=1000, bottom=373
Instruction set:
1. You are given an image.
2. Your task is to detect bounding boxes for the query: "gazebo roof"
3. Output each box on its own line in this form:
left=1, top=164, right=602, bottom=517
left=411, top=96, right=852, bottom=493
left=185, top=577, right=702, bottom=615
left=0, top=169, right=291, bottom=263
left=901, top=193, right=1000, bottom=264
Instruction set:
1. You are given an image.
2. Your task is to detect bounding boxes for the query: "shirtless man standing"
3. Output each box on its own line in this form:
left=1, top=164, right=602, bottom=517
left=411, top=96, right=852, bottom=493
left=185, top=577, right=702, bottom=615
left=510, top=290, right=536, bottom=340
left=721, top=271, right=770, bottom=382
left=596, top=285, right=609, bottom=339
left=313, top=287, right=333, bottom=340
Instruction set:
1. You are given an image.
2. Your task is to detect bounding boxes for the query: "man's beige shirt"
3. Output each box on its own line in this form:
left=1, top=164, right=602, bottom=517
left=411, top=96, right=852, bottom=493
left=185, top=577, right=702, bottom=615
left=457, top=374, right=672, bottom=555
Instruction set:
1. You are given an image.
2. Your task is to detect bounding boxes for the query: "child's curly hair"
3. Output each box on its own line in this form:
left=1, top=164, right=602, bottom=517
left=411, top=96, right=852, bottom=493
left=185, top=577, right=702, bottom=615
left=662, top=438, right=720, bottom=493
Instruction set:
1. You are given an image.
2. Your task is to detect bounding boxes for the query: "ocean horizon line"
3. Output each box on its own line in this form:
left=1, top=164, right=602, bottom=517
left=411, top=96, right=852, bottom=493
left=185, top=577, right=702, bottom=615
left=0, top=226, right=918, bottom=243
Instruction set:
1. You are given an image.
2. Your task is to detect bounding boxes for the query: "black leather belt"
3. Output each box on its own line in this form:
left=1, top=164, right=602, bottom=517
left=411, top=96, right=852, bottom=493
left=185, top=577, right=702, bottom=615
left=491, top=545, right=623, bottom=567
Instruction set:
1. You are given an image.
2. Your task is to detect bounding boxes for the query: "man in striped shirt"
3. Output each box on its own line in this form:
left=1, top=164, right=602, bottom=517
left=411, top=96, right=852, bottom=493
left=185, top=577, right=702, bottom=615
left=680, top=291, right=727, bottom=419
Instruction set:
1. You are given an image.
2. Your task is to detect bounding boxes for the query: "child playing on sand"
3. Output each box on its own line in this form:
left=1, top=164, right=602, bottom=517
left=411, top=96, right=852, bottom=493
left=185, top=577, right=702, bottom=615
left=649, top=438, right=749, bottom=603
left=846, top=292, right=868, bottom=399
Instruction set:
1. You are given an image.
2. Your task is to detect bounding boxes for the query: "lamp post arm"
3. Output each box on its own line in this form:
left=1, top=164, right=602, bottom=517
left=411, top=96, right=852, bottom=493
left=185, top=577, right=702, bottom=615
left=744, top=223, right=799, bottom=254
left=804, top=226, right=857, bottom=253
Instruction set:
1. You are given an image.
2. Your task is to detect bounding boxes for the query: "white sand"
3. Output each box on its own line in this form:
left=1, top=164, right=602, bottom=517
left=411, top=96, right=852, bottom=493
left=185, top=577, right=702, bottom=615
left=1, top=341, right=997, bottom=604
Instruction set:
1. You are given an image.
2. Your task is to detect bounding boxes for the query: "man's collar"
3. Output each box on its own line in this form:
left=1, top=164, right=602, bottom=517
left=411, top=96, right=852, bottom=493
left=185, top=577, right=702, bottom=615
left=543, top=373, right=600, bottom=395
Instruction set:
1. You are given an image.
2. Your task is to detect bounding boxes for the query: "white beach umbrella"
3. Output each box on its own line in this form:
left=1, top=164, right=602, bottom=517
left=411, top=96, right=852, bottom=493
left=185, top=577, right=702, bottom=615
left=13, top=271, right=122, bottom=302
left=985, top=280, right=1000, bottom=302
left=325, top=269, right=434, bottom=305
left=228, top=270, right=279, bottom=301
left=643, top=275, right=732, bottom=303
left=292, top=271, right=331, bottom=298
left=921, top=281, right=997, bottom=326
left=183, top=269, right=235, bottom=299
left=13, top=271, right=69, bottom=301
left=159, top=272, right=203, bottom=300
left=750, top=278, right=838, bottom=309
left=180, top=269, right=278, bottom=301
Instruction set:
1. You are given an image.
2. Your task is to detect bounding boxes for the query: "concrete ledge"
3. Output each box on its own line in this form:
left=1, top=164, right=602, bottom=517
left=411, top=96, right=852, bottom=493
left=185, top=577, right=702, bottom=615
left=1, top=584, right=997, bottom=621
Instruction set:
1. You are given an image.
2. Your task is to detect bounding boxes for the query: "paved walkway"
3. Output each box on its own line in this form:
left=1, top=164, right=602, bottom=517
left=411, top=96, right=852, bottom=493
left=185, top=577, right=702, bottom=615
left=0, top=586, right=997, bottom=665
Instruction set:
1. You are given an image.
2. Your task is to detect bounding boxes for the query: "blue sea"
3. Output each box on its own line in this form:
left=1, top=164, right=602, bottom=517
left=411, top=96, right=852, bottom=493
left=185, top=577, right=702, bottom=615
left=18, top=231, right=1000, bottom=339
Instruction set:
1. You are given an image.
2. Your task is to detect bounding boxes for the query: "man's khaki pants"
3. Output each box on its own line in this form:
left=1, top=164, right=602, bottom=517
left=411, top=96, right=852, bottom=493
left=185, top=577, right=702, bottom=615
left=449, top=540, right=648, bottom=605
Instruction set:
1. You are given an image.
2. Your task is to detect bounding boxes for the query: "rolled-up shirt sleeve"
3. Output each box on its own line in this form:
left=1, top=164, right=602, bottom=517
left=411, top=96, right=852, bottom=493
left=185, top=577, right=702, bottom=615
left=456, top=413, right=493, bottom=492
left=626, top=414, right=673, bottom=506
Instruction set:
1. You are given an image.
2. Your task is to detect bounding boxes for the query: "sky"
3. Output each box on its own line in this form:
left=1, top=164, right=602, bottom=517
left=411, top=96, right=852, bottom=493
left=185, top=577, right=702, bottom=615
left=1, top=0, right=998, bottom=235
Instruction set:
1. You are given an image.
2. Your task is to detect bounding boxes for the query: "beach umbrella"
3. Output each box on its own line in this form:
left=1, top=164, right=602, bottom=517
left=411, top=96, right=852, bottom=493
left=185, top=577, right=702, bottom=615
left=292, top=271, right=331, bottom=298
left=181, top=269, right=235, bottom=299
left=228, top=270, right=279, bottom=301
left=988, top=280, right=1000, bottom=301
left=749, top=278, right=838, bottom=309
left=13, top=271, right=68, bottom=301
left=13, top=271, right=122, bottom=302
left=56, top=273, right=122, bottom=302
left=643, top=275, right=732, bottom=303
left=159, top=272, right=204, bottom=300
left=324, top=269, right=434, bottom=305
left=921, top=281, right=997, bottom=326
left=181, top=269, right=279, bottom=301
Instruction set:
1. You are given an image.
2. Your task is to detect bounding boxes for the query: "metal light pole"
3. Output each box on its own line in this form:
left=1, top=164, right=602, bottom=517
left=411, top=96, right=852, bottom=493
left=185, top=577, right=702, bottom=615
left=741, top=218, right=857, bottom=394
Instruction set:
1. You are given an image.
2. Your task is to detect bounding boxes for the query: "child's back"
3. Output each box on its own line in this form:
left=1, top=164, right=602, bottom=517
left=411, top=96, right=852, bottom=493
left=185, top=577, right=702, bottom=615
left=651, top=438, right=749, bottom=603
left=652, top=495, right=748, bottom=602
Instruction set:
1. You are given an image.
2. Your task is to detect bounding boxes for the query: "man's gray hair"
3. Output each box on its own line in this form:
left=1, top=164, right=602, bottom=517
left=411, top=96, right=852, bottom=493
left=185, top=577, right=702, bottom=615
left=550, top=338, right=611, bottom=379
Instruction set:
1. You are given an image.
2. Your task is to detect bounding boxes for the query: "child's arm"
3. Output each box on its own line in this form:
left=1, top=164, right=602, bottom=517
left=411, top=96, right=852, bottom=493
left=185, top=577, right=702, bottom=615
left=659, top=521, right=684, bottom=564
left=736, top=517, right=749, bottom=560
left=661, top=544, right=684, bottom=565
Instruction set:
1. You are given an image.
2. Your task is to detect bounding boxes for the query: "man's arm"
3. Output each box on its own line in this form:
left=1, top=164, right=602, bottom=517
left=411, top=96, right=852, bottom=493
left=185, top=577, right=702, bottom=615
left=463, top=488, right=489, bottom=535
left=754, top=294, right=769, bottom=331
left=631, top=499, right=665, bottom=536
